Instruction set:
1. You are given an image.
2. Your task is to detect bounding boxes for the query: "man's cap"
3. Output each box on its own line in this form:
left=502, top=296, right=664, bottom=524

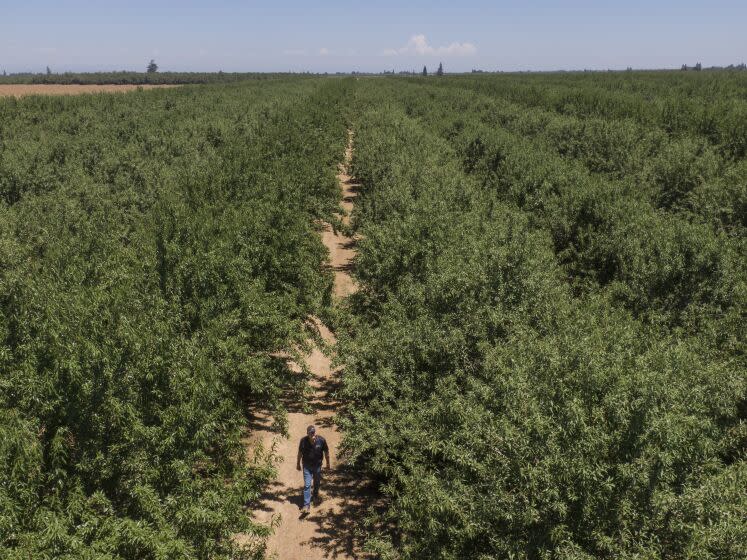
left=307, top=425, right=316, bottom=435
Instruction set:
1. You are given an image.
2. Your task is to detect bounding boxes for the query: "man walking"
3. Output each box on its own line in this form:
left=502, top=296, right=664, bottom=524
left=296, top=424, right=330, bottom=516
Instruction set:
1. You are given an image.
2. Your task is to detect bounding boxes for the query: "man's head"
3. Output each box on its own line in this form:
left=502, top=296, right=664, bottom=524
left=307, top=425, right=316, bottom=441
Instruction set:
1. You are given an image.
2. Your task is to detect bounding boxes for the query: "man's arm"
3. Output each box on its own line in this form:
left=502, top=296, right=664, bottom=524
left=296, top=440, right=303, bottom=471
left=323, top=439, right=331, bottom=469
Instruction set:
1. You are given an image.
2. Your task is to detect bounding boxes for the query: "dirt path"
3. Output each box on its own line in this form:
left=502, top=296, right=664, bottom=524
left=243, top=132, right=368, bottom=559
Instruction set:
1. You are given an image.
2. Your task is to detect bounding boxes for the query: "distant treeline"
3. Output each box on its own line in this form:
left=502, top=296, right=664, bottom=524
left=0, top=71, right=310, bottom=85
left=2, top=68, right=746, bottom=85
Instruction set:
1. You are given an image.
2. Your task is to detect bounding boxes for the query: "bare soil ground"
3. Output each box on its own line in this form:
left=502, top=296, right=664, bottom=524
left=239, top=134, right=375, bottom=559
left=0, top=84, right=177, bottom=97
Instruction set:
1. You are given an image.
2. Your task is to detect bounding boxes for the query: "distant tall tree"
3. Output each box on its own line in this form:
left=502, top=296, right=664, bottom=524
left=695, top=62, right=702, bottom=71
left=436, top=62, right=444, bottom=76
left=681, top=64, right=688, bottom=71
left=147, top=59, right=158, bottom=73
left=46, top=66, right=51, bottom=75
left=422, top=65, right=428, bottom=76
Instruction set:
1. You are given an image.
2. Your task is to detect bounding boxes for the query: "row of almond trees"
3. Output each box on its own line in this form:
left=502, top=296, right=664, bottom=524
left=427, top=72, right=747, bottom=159
left=0, top=79, right=349, bottom=559
left=336, top=75, right=745, bottom=559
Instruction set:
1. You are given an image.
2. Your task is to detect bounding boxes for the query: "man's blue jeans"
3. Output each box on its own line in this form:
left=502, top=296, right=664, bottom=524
left=303, top=464, right=321, bottom=508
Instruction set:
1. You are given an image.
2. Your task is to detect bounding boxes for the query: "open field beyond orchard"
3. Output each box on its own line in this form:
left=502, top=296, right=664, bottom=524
left=0, top=83, right=178, bottom=97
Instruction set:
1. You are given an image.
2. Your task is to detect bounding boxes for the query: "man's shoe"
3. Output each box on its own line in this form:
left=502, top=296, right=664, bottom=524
left=300, top=505, right=310, bottom=516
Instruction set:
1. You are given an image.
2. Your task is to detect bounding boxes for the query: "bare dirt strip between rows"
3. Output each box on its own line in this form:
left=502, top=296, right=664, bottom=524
left=239, top=132, right=374, bottom=559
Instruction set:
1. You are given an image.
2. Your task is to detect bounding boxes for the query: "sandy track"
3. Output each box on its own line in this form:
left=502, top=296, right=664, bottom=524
left=0, top=84, right=177, bottom=97
left=241, top=133, right=370, bottom=559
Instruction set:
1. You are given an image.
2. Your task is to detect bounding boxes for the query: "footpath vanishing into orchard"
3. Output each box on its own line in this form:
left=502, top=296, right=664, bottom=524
left=241, top=132, right=372, bottom=559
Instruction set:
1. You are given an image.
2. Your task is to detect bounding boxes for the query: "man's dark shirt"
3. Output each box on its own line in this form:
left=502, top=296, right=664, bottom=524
left=299, top=435, right=328, bottom=469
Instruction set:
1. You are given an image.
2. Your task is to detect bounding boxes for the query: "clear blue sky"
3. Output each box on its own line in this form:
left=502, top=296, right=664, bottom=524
left=2, top=0, right=745, bottom=73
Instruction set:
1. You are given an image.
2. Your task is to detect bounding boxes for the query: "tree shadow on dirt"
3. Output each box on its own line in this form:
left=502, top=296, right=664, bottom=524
left=300, top=462, right=387, bottom=559
left=281, top=373, right=339, bottom=415
left=342, top=181, right=362, bottom=194
left=242, top=354, right=306, bottom=435
left=251, top=481, right=289, bottom=513
left=251, top=478, right=309, bottom=519
left=330, top=261, right=356, bottom=274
